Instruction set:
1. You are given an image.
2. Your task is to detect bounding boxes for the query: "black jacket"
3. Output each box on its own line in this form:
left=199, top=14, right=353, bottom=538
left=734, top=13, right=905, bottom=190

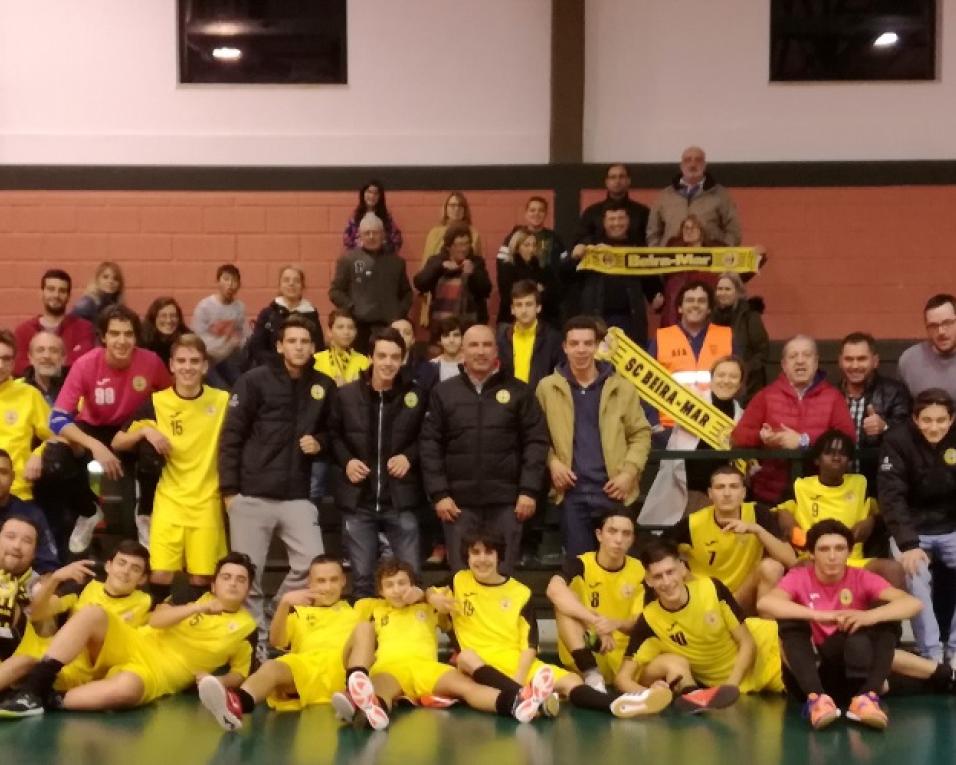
left=877, top=420, right=956, bottom=551
left=413, top=254, right=492, bottom=325
left=495, top=322, right=565, bottom=392
left=495, top=254, right=561, bottom=327
left=219, top=364, right=336, bottom=500
left=243, top=301, right=325, bottom=371
left=419, top=370, right=548, bottom=508
left=713, top=298, right=769, bottom=403
left=574, top=194, right=650, bottom=247
left=328, top=374, right=427, bottom=512
left=843, top=372, right=912, bottom=491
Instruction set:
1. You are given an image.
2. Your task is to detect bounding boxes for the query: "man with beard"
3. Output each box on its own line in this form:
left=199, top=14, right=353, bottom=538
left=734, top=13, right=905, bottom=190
left=22, top=332, right=67, bottom=406
left=13, top=270, right=95, bottom=376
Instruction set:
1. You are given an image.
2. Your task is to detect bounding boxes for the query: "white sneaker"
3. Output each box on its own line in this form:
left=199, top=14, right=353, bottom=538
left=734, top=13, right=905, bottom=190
left=135, top=514, right=151, bottom=547
left=610, top=686, right=673, bottom=718
left=584, top=671, right=607, bottom=694
left=69, top=506, right=104, bottom=553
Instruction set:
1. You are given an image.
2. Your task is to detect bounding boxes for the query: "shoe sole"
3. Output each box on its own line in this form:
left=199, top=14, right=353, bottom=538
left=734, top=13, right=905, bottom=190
left=513, top=666, right=554, bottom=723
left=347, top=673, right=389, bottom=731
left=673, top=685, right=740, bottom=714
left=846, top=710, right=887, bottom=730
left=611, top=686, right=674, bottom=718
left=0, top=706, right=44, bottom=719
left=331, top=692, right=356, bottom=723
left=198, top=676, right=242, bottom=732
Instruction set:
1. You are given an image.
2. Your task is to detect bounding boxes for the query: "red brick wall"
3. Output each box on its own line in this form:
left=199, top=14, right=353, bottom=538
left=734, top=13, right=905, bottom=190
left=0, top=185, right=943, bottom=341
left=0, top=190, right=552, bottom=334
left=581, top=186, right=946, bottom=340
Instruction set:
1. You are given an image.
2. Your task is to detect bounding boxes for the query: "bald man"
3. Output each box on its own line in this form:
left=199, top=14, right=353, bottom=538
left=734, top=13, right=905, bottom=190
left=646, top=146, right=741, bottom=247
left=420, top=325, right=549, bottom=573
left=733, top=335, right=855, bottom=503
left=22, top=332, right=67, bottom=406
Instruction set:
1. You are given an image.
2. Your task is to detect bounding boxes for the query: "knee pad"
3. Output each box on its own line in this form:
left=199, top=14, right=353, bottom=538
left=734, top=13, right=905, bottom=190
left=40, top=442, right=83, bottom=481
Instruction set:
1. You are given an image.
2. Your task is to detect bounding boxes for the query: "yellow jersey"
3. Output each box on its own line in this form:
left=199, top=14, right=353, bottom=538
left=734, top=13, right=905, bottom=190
left=141, top=593, right=256, bottom=683
left=313, top=348, right=369, bottom=385
left=365, top=598, right=441, bottom=664
left=127, top=386, right=228, bottom=525
left=447, top=571, right=537, bottom=654
left=625, top=577, right=748, bottom=688
left=558, top=552, right=644, bottom=656
left=776, top=474, right=872, bottom=560
left=0, top=378, right=52, bottom=500
left=670, top=503, right=781, bottom=592
left=279, top=600, right=359, bottom=655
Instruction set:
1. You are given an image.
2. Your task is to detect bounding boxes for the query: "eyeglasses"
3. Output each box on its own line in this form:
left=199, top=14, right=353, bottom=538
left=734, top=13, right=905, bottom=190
left=926, top=318, right=956, bottom=332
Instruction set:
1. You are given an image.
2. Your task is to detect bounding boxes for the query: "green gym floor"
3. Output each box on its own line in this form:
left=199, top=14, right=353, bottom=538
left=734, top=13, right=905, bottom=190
left=0, top=693, right=952, bottom=765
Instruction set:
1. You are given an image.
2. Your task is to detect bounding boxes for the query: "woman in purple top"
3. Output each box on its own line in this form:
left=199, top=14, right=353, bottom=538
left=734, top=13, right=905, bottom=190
left=342, top=180, right=403, bottom=253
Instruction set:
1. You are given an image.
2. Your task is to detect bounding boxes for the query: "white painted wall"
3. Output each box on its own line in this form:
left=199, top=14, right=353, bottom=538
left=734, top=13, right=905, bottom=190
left=584, top=0, right=953, bottom=162
left=0, top=0, right=552, bottom=165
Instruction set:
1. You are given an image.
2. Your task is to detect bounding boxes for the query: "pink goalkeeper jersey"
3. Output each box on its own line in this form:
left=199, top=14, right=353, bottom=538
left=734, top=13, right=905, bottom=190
left=54, top=348, right=171, bottom=427
left=777, top=565, right=890, bottom=645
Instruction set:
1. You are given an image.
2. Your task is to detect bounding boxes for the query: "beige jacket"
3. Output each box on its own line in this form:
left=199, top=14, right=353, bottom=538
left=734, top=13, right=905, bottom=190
left=646, top=176, right=741, bottom=247
left=535, top=368, right=651, bottom=505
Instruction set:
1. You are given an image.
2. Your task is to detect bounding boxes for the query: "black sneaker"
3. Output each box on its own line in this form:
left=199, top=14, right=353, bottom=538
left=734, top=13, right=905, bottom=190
left=0, top=690, right=46, bottom=718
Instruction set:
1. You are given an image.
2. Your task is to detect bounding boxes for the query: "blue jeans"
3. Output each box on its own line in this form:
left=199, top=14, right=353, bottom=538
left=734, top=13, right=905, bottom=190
left=343, top=507, right=420, bottom=599
left=906, top=531, right=956, bottom=661
left=560, top=489, right=622, bottom=559
left=309, top=461, right=329, bottom=506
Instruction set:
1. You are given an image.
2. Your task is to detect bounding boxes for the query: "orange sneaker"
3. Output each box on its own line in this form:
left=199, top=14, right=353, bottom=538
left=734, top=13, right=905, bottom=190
left=805, top=693, right=841, bottom=730
left=847, top=692, right=888, bottom=730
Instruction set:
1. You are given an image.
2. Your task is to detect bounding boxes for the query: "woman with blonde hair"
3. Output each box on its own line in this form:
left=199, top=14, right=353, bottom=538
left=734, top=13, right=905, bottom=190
left=713, top=271, right=769, bottom=402
left=495, top=227, right=558, bottom=325
left=419, top=192, right=483, bottom=328
left=72, top=261, right=124, bottom=323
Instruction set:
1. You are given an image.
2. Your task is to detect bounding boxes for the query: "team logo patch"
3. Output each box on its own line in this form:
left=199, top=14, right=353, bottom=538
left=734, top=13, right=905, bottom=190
left=3, top=410, right=17, bottom=425
left=132, top=376, right=147, bottom=392
left=495, top=390, right=511, bottom=404
left=944, top=449, right=956, bottom=466
left=310, top=384, right=325, bottom=401
left=415, top=609, right=427, bottom=621
left=227, top=621, right=238, bottom=633
left=620, top=584, right=635, bottom=600
left=839, top=588, right=853, bottom=606
left=228, top=394, right=239, bottom=407
left=845, top=491, right=855, bottom=503
left=879, top=456, right=893, bottom=472
left=704, top=610, right=720, bottom=628
left=404, top=391, right=419, bottom=409
left=500, top=598, right=511, bottom=610
left=205, top=405, right=217, bottom=416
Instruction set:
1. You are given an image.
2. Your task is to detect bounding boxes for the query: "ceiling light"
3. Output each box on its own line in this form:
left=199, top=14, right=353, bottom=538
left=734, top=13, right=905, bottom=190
left=212, top=47, right=242, bottom=61
left=873, top=32, right=899, bottom=48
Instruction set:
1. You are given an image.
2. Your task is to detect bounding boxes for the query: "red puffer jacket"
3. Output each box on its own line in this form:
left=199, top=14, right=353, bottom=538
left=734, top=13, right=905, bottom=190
left=732, top=371, right=855, bottom=502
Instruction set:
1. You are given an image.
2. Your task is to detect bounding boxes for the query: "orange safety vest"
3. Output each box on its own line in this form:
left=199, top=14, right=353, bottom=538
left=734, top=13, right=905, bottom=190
left=655, top=323, right=733, bottom=427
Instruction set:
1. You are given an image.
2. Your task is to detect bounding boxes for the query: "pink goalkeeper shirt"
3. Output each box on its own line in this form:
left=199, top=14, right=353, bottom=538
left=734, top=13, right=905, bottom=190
left=777, top=565, right=890, bottom=645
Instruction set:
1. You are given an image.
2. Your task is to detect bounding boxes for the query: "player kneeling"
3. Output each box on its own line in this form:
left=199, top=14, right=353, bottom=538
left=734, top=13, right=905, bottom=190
left=0, top=540, right=151, bottom=695
left=428, top=531, right=671, bottom=720
left=616, top=537, right=785, bottom=714
left=335, top=559, right=557, bottom=730
left=0, top=552, right=256, bottom=717
left=198, top=555, right=370, bottom=731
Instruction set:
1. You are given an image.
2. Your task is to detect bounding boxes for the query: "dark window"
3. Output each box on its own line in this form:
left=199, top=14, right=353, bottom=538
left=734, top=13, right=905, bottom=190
left=178, top=0, right=347, bottom=84
left=770, top=0, right=937, bottom=82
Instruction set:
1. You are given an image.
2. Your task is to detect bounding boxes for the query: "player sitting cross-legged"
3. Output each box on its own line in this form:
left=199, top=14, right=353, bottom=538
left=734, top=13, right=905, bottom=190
left=334, top=559, right=555, bottom=730
left=198, top=555, right=370, bottom=731
left=428, top=530, right=672, bottom=719
left=0, top=552, right=256, bottom=717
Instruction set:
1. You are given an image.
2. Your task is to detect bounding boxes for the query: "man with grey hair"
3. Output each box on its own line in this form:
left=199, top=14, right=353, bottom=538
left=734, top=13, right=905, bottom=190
left=22, top=331, right=67, bottom=406
left=646, top=146, right=742, bottom=247
left=329, top=212, right=413, bottom=353
left=733, top=334, right=855, bottom=503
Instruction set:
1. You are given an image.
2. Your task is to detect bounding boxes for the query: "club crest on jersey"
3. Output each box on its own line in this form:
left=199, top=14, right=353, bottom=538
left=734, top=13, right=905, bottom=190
left=311, top=384, right=325, bottom=401
left=416, top=609, right=427, bottom=621
left=839, top=588, right=853, bottom=606
left=4, top=410, right=17, bottom=425
left=704, top=610, right=720, bottom=628
left=404, top=392, right=419, bottom=409
left=227, top=621, right=239, bottom=632
left=496, top=390, right=511, bottom=405
left=131, top=376, right=147, bottom=392
left=620, top=584, right=635, bottom=599
left=499, top=598, right=511, bottom=610
left=944, top=448, right=956, bottom=466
